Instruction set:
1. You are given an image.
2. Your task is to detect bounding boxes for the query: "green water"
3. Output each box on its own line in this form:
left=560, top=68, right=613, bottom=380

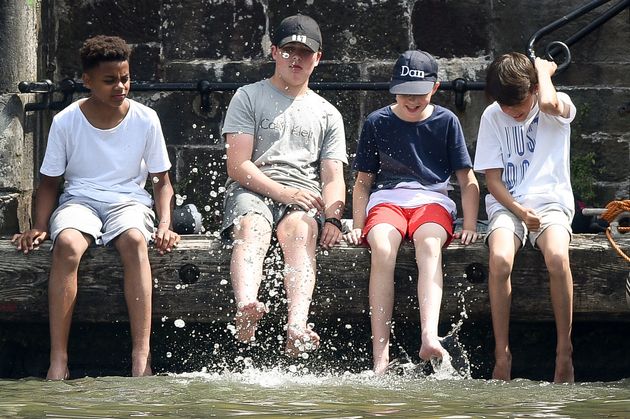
left=1, top=371, right=629, bottom=418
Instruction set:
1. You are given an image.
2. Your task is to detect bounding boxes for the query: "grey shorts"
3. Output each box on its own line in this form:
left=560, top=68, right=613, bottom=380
left=486, top=205, right=572, bottom=248
left=220, top=186, right=323, bottom=241
left=49, top=196, right=156, bottom=246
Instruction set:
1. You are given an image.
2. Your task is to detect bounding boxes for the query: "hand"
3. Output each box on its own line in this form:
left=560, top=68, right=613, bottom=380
left=522, top=208, right=541, bottom=232
left=11, top=229, right=49, bottom=254
left=343, top=228, right=364, bottom=245
left=319, top=220, right=342, bottom=249
left=534, top=57, right=557, bottom=78
left=153, top=226, right=180, bottom=255
left=454, top=229, right=479, bottom=245
left=283, top=187, right=325, bottom=213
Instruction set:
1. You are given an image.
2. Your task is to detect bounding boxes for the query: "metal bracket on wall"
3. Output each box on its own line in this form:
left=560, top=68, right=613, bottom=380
left=18, top=78, right=485, bottom=113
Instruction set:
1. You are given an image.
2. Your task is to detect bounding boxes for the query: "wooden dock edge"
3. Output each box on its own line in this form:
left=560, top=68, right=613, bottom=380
left=0, top=234, right=628, bottom=324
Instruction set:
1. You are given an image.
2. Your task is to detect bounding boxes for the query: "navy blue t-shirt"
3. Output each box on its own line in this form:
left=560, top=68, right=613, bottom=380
left=353, top=105, right=472, bottom=192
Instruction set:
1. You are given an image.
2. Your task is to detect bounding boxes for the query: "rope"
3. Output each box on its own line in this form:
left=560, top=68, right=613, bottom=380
left=600, top=200, right=630, bottom=262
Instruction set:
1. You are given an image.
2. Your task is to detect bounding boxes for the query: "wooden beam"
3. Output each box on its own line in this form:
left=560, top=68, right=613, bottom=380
left=0, top=234, right=628, bottom=324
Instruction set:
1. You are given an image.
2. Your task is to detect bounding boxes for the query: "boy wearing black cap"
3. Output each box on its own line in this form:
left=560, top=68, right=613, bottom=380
left=345, top=50, right=479, bottom=375
left=220, top=15, right=347, bottom=357
left=474, top=53, right=575, bottom=383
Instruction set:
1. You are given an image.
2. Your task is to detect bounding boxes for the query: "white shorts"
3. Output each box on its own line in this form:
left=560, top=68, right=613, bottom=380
left=49, top=196, right=156, bottom=246
left=486, top=205, right=572, bottom=249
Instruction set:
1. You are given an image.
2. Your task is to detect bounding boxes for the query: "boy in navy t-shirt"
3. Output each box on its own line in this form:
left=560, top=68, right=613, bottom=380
left=345, top=50, right=480, bottom=375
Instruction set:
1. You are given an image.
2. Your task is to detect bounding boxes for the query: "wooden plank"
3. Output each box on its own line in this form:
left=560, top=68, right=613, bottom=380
left=0, top=234, right=628, bottom=323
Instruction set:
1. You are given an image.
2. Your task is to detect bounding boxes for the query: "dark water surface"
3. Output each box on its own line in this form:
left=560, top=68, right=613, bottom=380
left=1, top=371, right=629, bottom=418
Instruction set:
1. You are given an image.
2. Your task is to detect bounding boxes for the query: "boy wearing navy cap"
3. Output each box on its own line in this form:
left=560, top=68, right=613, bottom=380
left=220, top=15, right=347, bottom=357
left=345, top=50, right=480, bottom=375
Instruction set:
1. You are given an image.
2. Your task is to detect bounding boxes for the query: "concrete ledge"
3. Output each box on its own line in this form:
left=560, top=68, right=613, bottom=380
left=0, top=234, right=628, bottom=324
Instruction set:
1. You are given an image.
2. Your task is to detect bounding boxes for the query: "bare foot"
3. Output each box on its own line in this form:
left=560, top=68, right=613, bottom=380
left=554, top=352, right=574, bottom=383
left=132, top=352, right=153, bottom=377
left=492, top=349, right=512, bottom=381
left=234, top=301, right=268, bottom=342
left=419, top=337, right=447, bottom=362
left=46, top=363, right=69, bottom=381
left=285, top=324, right=320, bottom=357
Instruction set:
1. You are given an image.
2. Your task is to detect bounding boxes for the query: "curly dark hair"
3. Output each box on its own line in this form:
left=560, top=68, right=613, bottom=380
left=80, top=35, right=131, bottom=72
left=485, top=52, right=537, bottom=106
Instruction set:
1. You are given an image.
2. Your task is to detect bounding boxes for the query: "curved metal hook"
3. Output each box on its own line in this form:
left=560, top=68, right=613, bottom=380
left=545, top=41, right=572, bottom=73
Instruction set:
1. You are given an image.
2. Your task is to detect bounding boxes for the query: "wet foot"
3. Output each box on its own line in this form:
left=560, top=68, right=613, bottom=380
left=46, top=364, right=69, bottom=381
left=554, top=353, right=574, bottom=383
left=419, top=337, right=447, bottom=362
left=132, top=352, right=153, bottom=377
left=285, top=324, right=320, bottom=357
left=234, top=301, right=268, bottom=342
left=492, top=350, right=512, bottom=381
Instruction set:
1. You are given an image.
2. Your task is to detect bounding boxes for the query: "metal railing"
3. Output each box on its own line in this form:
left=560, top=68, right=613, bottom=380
left=18, top=78, right=485, bottom=112
left=527, top=0, right=629, bottom=72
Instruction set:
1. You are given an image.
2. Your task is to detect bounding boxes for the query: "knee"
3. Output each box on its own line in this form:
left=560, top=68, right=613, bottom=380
left=413, top=236, right=442, bottom=258
left=489, top=251, right=514, bottom=278
left=53, top=230, right=87, bottom=262
left=277, top=217, right=317, bottom=247
left=116, top=229, right=148, bottom=256
left=233, top=214, right=272, bottom=242
left=369, top=239, right=400, bottom=263
left=545, top=252, right=570, bottom=277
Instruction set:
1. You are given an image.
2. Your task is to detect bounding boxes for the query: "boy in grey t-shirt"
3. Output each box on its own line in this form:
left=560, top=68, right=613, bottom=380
left=220, top=14, right=347, bottom=357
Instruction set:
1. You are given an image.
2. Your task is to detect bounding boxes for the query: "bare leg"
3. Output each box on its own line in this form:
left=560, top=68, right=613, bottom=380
left=537, top=226, right=574, bottom=384
left=230, top=213, right=272, bottom=342
left=413, top=223, right=449, bottom=362
left=47, top=229, right=91, bottom=380
left=114, top=229, right=153, bottom=377
left=277, top=212, right=320, bottom=357
left=366, top=224, right=402, bottom=374
left=487, top=228, right=520, bottom=381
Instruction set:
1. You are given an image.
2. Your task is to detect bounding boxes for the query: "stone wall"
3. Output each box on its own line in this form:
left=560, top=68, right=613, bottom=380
left=3, top=0, right=629, bottom=233
left=0, top=0, right=39, bottom=235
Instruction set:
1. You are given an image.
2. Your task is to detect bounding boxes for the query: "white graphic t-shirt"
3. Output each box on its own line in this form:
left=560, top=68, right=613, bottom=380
left=474, top=92, right=576, bottom=219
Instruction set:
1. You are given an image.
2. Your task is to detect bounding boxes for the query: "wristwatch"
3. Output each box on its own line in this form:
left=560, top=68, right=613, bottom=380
left=325, top=217, right=342, bottom=231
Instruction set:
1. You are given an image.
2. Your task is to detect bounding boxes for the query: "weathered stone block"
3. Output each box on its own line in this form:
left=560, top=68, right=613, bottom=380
left=568, top=87, right=630, bottom=134
left=54, top=0, right=162, bottom=78
left=0, top=0, right=38, bottom=93
left=161, top=0, right=266, bottom=60
left=138, top=91, right=225, bottom=147
left=556, top=62, right=630, bottom=89
left=412, top=0, right=492, bottom=58
left=264, top=0, right=409, bottom=60
left=0, top=95, right=33, bottom=191
left=0, top=193, right=23, bottom=235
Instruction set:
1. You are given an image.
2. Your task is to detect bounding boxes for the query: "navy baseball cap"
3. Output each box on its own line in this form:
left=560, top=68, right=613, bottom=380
left=273, top=14, right=322, bottom=52
left=389, top=50, right=438, bottom=95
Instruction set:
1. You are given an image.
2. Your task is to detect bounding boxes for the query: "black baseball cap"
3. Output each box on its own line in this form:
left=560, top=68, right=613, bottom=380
left=273, top=14, right=322, bottom=52
left=389, top=50, right=438, bottom=95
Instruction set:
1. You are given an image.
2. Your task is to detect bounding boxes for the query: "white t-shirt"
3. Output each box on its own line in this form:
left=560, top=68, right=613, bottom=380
left=40, top=98, right=171, bottom=207
left=473, top=92, right=576, bottom=219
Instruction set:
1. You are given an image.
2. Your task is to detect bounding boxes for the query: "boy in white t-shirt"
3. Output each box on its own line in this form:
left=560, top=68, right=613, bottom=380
left=12, top=35, right=180, bottom=380
left=473, top=52, right=576, bottom=383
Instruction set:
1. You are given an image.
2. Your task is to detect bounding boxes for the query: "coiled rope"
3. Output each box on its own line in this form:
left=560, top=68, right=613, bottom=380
left=600, top=200, right=630, bottom=262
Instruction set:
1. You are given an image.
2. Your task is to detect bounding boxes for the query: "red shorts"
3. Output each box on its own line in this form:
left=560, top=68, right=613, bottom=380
left=363, top=203, right=454, bottom=246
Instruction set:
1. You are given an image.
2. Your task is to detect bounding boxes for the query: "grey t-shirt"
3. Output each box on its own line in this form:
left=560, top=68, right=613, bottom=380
left=221, top=79, right=347, bottom=197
